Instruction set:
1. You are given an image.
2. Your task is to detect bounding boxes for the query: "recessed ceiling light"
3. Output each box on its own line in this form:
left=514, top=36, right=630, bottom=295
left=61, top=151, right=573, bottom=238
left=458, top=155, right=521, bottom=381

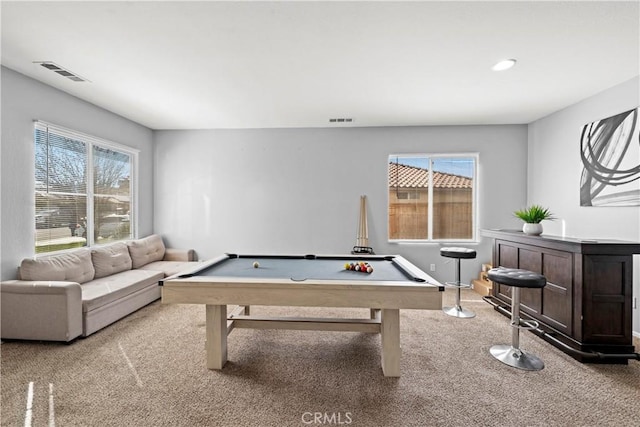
left=492, top=59, right=517, bottom=71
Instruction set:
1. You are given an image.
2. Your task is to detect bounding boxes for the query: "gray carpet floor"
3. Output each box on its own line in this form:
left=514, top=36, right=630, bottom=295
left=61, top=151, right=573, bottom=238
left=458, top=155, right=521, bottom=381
left=1, top=290, right=639, bottom=426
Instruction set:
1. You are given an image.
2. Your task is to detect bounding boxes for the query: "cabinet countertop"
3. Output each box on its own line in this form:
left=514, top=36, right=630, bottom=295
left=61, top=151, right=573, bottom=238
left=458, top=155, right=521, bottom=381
left=480, top=229, right=640, bottom=254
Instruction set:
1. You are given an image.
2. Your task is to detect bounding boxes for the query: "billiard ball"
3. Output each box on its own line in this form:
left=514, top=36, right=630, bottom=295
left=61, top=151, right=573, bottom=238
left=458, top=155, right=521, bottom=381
left=367, top=266, right=373, bottom=273
left=253, top=261, right=260, bottom=268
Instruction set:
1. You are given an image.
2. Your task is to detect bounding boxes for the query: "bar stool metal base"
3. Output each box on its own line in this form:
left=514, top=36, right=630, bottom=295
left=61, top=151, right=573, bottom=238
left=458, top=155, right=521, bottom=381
left=490, top=344, right=545, bottom=371
left=442, top=305, right=476, bottom=318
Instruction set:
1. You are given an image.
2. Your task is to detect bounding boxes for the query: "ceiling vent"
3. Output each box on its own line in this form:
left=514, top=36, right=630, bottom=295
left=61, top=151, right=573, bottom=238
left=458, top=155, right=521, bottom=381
left=329, top=118, right=354, bottom=123
left=34, top=61, right=89, bottom=82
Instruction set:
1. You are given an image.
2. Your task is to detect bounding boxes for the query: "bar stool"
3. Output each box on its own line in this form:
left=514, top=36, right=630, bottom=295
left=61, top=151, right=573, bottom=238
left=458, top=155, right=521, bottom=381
left=487, top=267, right=547, bottom=371
left=440, top=247, right=477, bottom=318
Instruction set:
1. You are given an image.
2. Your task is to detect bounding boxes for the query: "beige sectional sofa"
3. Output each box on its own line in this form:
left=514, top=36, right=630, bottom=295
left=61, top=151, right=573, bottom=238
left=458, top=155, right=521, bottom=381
left=1, top=234, right=198, bottom=342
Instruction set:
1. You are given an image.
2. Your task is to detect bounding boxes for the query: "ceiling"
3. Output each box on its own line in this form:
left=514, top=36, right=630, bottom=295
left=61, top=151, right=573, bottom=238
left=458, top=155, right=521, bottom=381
left=2, top=1, right=639, bottom=130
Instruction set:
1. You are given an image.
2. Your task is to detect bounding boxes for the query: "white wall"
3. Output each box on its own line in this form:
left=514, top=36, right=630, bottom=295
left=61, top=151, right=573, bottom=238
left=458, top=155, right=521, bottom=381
left=527, top=76, right=640, bottom=335
left=0, top=67, right=155, bottom=280
left=153, top=125, right=528, bottom=285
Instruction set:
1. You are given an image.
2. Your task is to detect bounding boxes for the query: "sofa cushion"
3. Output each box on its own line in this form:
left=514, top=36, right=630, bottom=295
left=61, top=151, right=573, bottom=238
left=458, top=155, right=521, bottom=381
left=139, top=261, right=200, bottom=277
left=20, top=248, right=95, bottom=284
left=127, top=234, right=166, bottom=269
left=91, top=243, right=132, bottom=279
left=81, top=269, right=163, bottom=313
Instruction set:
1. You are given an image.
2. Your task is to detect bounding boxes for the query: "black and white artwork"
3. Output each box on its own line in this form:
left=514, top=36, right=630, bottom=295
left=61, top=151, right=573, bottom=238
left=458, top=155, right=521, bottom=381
left=580, top=107, right=640, bottom=206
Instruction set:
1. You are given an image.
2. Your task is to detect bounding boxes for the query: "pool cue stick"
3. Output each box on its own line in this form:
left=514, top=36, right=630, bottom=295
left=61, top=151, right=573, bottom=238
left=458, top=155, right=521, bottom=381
left=359, top=195, right=368, bottom=248
left=356, top=196, right=363, bottom=247
left=353, top=195, right=373, bottom=254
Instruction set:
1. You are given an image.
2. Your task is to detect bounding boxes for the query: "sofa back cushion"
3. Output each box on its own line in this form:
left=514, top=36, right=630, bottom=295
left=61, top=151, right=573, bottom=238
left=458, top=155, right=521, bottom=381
left=20, top=248, right=95, bottom=283
left=91, top=243, right=133, bottom=279
left=127, top=234, right=166, bottom=269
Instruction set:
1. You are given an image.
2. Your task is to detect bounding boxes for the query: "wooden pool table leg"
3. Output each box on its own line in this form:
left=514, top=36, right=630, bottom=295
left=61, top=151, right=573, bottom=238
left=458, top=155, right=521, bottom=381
left=380, top=308, right=401, bottom=377
left=206, top=304, right=227, bottom=370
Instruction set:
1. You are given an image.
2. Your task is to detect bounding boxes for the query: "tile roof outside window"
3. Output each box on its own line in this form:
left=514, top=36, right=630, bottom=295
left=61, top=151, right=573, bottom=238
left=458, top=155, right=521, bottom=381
left=388, top=163, right=472, bottom=189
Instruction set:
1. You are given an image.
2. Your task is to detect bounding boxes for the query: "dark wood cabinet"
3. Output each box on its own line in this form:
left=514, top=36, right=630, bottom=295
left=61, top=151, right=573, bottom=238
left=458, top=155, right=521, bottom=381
left=481, top=229, right=640, bottom=363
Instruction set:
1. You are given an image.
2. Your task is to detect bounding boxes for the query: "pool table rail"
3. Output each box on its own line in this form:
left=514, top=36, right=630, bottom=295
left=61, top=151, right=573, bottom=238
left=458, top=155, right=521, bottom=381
left=161, top=276, right=442, bottom=310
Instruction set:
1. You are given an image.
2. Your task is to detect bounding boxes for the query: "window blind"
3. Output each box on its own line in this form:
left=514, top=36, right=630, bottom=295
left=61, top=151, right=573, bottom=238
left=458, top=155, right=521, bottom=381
left=34, top=121, right=137, bottom=254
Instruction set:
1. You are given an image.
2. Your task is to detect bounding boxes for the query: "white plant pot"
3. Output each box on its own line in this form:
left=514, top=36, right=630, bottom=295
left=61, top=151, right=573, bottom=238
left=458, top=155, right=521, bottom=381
left=523, top=223, right=543, bottom=236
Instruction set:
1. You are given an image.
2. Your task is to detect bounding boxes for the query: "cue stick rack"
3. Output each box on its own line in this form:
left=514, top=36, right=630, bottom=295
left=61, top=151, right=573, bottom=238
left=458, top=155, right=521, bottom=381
left=352, top=195, right=375, bottom=255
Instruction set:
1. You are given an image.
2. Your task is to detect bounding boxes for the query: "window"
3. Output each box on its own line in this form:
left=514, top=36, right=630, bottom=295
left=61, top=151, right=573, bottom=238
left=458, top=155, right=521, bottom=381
left=388, top=154, right=477, bottom=242
left=35, top=122, right=138, bottom=254
left=396, top=192, right=420, bottom=200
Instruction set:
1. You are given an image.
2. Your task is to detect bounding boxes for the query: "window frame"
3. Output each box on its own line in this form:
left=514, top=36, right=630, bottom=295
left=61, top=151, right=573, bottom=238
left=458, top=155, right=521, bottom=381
left=388, top=153, right=479, bottom=244
left=34, top=121, right=139, bottom=254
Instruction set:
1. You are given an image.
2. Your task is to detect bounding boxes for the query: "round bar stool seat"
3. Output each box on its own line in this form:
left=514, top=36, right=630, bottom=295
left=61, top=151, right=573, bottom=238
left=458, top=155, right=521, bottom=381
left=440, top=247, right=477, bottom=260
left=488, top=267, right=546, bottom=371
left=440, top=247, right=477, bottom=319
left=488, top=268, right=546, bottom=289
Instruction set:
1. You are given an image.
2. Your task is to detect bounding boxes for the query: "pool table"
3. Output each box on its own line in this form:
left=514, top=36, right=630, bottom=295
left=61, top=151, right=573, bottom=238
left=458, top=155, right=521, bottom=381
left=160, top=253, right=443, bottom=376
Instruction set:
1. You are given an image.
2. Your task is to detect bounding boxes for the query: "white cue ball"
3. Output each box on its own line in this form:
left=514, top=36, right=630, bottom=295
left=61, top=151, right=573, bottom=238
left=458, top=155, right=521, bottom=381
left=253, top=261, right=260, bottom=268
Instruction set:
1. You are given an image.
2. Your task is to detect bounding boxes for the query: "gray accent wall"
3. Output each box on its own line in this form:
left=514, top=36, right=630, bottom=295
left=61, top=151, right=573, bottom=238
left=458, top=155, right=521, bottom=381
left=527, top=76, right=640, bottom=336
left=153, top=125, right=528, bottom=285
left=0, top=67, right=155, bottom=280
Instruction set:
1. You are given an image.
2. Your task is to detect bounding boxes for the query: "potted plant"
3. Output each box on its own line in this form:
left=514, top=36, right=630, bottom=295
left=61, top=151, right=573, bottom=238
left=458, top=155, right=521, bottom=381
left=513, top=204, right=555, bottom=235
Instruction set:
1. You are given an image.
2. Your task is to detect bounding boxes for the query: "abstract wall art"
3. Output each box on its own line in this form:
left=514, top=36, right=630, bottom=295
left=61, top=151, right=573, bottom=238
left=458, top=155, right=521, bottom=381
left=580, top=107, right=640, bottom=206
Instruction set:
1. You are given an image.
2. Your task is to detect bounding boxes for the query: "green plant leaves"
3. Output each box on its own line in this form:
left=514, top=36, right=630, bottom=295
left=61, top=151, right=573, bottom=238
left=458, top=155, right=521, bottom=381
left=514, top=204, right=555, bottom=223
